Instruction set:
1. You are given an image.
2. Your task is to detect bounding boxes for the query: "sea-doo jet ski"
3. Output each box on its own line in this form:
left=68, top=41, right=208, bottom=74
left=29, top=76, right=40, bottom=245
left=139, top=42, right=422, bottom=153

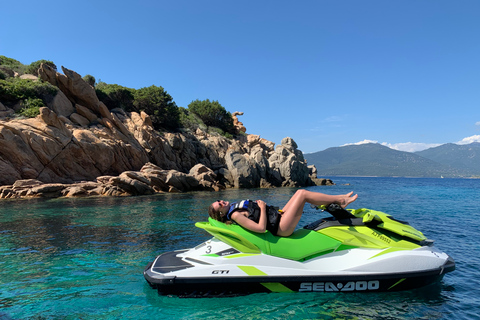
left=144, top=204, right=455, bottom=296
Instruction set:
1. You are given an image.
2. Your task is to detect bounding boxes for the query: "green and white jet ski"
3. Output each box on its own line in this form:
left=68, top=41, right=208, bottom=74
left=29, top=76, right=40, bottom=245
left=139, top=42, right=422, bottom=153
left=144, top=204, right=455, bottom=296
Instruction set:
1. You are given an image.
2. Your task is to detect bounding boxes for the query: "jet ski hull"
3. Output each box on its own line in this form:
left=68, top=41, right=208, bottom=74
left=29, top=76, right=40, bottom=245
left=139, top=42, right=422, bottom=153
left=145, top=265, right=454, bottom=297
left=144, top=243, right=455, bottom=296
left=144, top=208, right=455, bottom=296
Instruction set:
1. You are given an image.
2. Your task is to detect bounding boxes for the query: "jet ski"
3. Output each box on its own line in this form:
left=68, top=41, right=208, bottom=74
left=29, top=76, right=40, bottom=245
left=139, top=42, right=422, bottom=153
left=144, top=204, right=455, bottom=296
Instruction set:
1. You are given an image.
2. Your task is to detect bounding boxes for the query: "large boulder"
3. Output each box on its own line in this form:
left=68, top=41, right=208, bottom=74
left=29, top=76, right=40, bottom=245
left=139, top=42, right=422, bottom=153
left=189, top=163, right=224, bottom=191
left=39, top=64, right=100, bottom=114
left=109, top=171, right=155, bottom=196
left=268, top=137, right=312, bottom=187
left=165, top=170, right=200, bottom=192
left=46, top=90, right=75, bottom=117
left=224, top=150, right=260, bottom=188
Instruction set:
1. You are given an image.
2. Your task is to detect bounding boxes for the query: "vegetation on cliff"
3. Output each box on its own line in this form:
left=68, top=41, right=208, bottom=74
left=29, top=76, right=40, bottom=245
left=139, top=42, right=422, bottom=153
left=187, top=99, right=234, bottom=135
left=0, top=55, right=233, bottom=138
left=0, top=57, right=58, bottom=118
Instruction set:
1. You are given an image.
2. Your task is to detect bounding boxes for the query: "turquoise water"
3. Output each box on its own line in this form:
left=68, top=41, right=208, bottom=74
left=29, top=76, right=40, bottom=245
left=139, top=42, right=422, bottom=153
left=0, top=177, right=479, bottom=319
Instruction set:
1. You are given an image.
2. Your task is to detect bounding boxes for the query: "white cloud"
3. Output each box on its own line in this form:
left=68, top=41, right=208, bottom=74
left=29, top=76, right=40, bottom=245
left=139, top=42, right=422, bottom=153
left=457, top=135, right=480, bottom=145
left=382, top=142, right=441, bottom=152
left=342, top=139, right=378, bottom=146
left=475, top=121, right=480, bottom=126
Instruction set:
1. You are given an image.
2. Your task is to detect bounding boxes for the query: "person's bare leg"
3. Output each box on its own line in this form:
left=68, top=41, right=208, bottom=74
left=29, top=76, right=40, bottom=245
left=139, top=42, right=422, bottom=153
left=281, top=190, right=356, bottom=212
left=277, top=190, right=357, bottom=236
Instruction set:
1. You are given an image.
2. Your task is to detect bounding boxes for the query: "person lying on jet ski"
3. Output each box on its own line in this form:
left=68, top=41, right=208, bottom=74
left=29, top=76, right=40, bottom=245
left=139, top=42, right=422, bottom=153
left=208, top=190, right=358, bottom=237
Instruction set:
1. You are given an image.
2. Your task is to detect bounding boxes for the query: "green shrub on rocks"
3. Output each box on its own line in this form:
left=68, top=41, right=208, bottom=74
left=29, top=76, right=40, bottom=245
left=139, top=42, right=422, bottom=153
left=0, top=77, right=57, bottom=108
left=19, top=98, right=43, bottom=117
left=25, top=60, right=57, bottom=75
left=96, top=81, right=135, bottom=110
left=178, top=107, right=208, bottom=132
left=0, top=56, right=56, bottom=77
left=133, top=85, right=180, bottom=131
left=0, top=59, right=56, bottom=118
left=208, top=126, right=233, bottom=139
left=83, top=74, right=96, bottom=87
left=0, top=55, right=26, bottom=75
left=187, top=99, right=234, bottom=134
left=96, top=83, right=181, bottom=131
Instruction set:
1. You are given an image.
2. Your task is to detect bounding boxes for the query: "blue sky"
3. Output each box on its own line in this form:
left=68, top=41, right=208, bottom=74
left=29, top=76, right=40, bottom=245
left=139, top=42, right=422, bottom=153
left=2, top=0, right=479, bottom=153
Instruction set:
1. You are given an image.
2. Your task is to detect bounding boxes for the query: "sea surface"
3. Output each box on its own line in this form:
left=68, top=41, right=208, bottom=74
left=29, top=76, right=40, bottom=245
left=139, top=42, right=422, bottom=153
left=0, top=177, right=478, bottom=319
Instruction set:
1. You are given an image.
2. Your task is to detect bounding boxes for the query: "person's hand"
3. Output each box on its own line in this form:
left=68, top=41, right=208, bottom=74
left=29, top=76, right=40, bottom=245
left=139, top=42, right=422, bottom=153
left=256, top=200, right=266, bottom=210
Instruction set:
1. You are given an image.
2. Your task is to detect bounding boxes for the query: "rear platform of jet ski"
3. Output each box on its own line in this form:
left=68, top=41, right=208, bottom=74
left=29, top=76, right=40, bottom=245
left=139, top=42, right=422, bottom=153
left=144, top=207, right=455, bottom=296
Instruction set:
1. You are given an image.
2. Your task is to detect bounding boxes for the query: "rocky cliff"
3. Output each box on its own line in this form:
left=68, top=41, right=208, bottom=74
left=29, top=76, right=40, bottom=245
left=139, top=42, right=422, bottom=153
left=0, top=64, right=329, bottom=199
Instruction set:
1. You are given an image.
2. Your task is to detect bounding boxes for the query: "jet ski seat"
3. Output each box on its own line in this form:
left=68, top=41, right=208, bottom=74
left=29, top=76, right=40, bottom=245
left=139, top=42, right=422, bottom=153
left=196, top=219, right=344, bottom=261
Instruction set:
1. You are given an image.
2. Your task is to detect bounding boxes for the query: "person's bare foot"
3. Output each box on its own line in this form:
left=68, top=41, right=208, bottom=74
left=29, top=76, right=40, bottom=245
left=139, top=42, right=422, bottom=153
left=340, top=192, right=358, bottom=208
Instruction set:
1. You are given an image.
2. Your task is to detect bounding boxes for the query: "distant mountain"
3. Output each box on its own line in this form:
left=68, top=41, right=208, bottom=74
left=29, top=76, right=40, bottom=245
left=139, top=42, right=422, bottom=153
left=304, top=143, right=472, bottom=178
left=415, top=142, right=480, bottom=175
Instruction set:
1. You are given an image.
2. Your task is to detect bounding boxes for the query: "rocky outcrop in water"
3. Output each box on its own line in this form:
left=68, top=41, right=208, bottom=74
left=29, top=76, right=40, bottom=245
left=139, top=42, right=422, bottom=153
left=0, top=64, right=324, bottom=199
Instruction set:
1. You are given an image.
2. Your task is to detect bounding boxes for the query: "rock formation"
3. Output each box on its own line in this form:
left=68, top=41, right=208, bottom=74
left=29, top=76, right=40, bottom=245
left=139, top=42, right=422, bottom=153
left=232, top=111, right=246, bottom=133
left=0, top=64, right=325, bottom=199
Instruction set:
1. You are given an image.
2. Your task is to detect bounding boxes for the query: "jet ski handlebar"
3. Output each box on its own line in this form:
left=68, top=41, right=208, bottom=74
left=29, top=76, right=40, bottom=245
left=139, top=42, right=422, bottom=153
left=312, top=203, right=356, bottom=220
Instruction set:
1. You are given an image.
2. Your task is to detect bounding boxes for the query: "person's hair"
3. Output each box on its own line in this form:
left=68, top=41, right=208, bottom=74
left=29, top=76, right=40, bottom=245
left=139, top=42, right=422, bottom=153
left=208, top=203, right=230, bottom=224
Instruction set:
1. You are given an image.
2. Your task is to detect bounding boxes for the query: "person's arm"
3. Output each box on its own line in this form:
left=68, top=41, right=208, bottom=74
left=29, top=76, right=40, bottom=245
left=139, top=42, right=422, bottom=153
left=231, top=200, right=267, bottom=233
